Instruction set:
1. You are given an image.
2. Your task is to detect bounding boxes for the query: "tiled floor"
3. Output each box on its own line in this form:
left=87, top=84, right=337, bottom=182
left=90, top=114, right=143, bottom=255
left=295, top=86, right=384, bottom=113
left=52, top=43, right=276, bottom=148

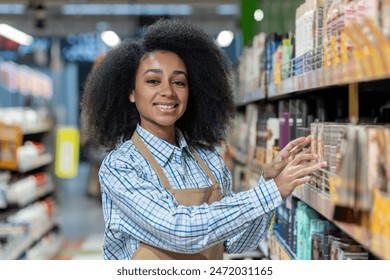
left=54, top=162, right=105, bottom=260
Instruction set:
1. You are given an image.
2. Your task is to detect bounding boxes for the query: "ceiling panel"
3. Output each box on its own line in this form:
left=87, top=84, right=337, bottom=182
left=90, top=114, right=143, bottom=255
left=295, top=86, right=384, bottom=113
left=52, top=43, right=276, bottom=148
left=0, top=0, right=240, bottom=36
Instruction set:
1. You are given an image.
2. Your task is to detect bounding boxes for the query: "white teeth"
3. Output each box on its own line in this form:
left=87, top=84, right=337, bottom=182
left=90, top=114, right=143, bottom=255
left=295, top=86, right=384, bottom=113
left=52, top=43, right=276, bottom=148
left=155, top=104, right=175, bottom=109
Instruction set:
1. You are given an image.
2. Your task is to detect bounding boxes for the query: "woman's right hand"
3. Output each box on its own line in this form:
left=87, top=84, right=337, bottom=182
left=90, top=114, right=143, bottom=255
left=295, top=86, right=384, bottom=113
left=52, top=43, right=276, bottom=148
left=274, top=153, right=326, bottom=198
left=263, top=136, right=311, bottom=180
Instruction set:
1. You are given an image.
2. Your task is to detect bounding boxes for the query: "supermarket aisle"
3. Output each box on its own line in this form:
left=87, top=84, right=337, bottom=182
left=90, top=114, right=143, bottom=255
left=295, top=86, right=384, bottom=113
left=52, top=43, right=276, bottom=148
left=54, top=162, right=105, bottom=260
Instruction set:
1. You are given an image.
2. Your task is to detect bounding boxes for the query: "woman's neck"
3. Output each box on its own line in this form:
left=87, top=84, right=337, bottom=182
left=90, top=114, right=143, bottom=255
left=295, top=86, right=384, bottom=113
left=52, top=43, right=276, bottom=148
left=140, top=123, right=177, bottom=146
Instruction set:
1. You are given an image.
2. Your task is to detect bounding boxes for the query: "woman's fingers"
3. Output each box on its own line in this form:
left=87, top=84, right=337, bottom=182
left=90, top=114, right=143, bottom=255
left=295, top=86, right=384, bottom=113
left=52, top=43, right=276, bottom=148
left=291, top=176, right=311, bottom=186
left=292, top=160, right=326, bottom=178
left=279, top=137, right=306, bottom=158
left=290, top=153, right=319, bottom=165
left=290, top=135, right=311, bottom=155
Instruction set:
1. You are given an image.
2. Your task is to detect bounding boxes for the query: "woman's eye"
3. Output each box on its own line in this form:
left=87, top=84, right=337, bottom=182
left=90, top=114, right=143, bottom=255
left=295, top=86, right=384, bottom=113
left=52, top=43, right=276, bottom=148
left=173, top=81, right=186, bottom=86
left=146, top=79, right=159, bottom=85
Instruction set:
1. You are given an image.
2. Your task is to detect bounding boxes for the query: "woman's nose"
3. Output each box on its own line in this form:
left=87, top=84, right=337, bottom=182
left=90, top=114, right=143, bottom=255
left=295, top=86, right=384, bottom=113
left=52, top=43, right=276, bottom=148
left=159, top=81, right=174, bottom=97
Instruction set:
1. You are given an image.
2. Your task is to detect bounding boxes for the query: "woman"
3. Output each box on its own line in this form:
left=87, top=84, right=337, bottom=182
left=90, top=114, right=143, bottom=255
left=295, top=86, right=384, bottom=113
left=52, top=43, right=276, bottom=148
left=81, top=18, right=326, bottom=260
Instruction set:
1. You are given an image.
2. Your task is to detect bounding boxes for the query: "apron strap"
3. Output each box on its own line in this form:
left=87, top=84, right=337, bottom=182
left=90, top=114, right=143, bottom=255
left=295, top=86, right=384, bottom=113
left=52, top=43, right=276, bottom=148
left=131, top=131, right=172, bottom=190
left=189, top=147, right=219, bottom=186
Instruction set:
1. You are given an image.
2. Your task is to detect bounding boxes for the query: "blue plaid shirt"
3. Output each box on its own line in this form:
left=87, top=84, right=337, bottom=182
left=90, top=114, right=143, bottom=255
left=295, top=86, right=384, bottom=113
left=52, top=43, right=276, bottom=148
left=99, top=124, right=282, bottom=259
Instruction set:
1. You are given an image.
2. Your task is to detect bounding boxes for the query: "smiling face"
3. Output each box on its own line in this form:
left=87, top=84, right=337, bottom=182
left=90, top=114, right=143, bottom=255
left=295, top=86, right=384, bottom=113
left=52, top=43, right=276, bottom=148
left=129, top=51, right=189, bottom=141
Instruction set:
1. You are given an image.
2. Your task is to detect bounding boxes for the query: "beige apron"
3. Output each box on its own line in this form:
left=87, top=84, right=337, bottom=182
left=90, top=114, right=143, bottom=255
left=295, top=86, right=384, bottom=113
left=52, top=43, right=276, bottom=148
left=131, top=131, right=224, bottom=260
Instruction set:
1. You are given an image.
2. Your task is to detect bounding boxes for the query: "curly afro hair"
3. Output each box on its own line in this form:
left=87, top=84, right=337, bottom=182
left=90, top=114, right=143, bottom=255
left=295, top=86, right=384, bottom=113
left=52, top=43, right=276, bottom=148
left=81, top=18, right=236, bottom=150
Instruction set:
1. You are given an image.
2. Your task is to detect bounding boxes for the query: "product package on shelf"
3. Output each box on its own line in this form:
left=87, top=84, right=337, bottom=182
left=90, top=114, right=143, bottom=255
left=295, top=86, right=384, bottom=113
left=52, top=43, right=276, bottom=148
left=286, top=196, right=298, bottom=254
left=296, top=201, right=320, bottom=260
left=236, top=33, right=266, bottom=104
left=0, top=108, right=57, bottom=259
left=309, top=122, right=346, bottom=193
left=334, top=125, right=367, bottom=224
left=309, top=219, right=338, bottom=260
left=278, top=100, right=290, bottom=150
left=6, top=173, right=53, bottom=207
left=0, top=221, right=29, bottom=260
left=0, top=172, right=10, bottom=209
left=245, top=103, right=259, bottom=165
left=25, top=228, right=62, bottom=260
left=329, top=234, right=369, bottom=260
left=255, top=104, right=279, bottom=167
left=0, top=123, right=22, bottom=170
left=330, top=124, right=390, bottom=245
left=368, top=126, right=390, bottom=242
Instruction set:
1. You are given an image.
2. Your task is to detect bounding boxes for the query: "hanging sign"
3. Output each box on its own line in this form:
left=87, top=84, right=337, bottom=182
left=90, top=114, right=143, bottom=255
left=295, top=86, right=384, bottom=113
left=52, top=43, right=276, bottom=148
left=55, top=126, right=79, bottom=178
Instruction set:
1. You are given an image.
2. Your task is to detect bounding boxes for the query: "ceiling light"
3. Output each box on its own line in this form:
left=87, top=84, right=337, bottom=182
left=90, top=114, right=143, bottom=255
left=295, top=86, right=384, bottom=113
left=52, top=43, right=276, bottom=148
left=254, top=9, right=264, bottom=22
left=216, top=30, right=234, bottom=48
left=0, top=24, right=33, bottom=46
left=215, top=4, right=238, bottom=15
left=101, top=31, right=121, bottom=47
left=62, top=4, right=193, bottom=16
left=0, top=4, right=25, bottom=14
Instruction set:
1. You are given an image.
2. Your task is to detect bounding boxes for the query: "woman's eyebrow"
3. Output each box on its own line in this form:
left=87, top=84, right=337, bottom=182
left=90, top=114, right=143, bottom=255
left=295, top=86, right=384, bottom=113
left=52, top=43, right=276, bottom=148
left=143, top=68, right=162, bottom=75
left=173, top=70, right=187, bottom=78
left=143, top=69, right=187, bottom=78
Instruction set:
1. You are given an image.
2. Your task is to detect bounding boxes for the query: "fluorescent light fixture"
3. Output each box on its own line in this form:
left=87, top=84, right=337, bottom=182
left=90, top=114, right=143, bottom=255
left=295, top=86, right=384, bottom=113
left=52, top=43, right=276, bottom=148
left=101, top=31, right=121, bottom=47
left=254, top=9, right=264, bottom=22
left=62, top=4, right=193, bottom=16
left=0, top=4, right=25, bottom=14
left=215, top=4, right=238, bottom=15
left=0, top=24, right=33, bottom=46
left=216, top=30, right=234, bottom=48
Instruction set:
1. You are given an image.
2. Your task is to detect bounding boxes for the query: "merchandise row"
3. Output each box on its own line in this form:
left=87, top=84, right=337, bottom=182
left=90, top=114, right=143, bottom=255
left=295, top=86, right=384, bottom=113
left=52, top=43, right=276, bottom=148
left=236, top=0, right=390, bottom=105
left=226, top=121, right=390, bottom=259
left=267, top=198, right=371, bottom=260
left=0, top=198, right=60, bottom=260
left=0, top=105, right=59, bottom=259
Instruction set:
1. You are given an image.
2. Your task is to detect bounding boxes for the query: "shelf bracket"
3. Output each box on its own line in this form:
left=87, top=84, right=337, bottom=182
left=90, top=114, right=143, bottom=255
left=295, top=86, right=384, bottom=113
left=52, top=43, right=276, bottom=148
left=348, top=83, right=359, bottom=123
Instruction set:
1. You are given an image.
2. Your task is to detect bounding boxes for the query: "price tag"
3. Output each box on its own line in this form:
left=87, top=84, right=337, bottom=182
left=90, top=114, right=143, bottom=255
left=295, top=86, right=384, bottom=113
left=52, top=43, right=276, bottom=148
left=267, top=85, right=273, bottom=98
left=362, top=52, right=374, bottom=78
left=330, top=36, right=339, bottom=66
left=369, top=47, right=386, bottom=77
left=298, top=75, right=304, bottom=90
left=283, top=78, right=293, bottom=93
left=384, top=43, right=390, bottom=74
left=340, top=32, right=349, bottom=64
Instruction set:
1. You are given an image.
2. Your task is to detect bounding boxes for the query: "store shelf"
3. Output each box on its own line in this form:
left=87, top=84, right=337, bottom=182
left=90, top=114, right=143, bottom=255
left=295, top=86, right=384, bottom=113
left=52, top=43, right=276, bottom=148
left=226, top=146, right=266, bottom=172
left=235, top=88, right=266, bottom=107
left=268, top=230, right=296, bottom=260
left=17, top=153, right=53, bottom=173
left=22, top=121, right=53, bottom=135
left=1, top=219, right=56, bottom=260
left=226, top=146, right=247, bottom=165
left=293, top=184, right=390, bottom=260
left=267, top=61, right=390, bottom=98
left=7, top=179, right=54, bottom=208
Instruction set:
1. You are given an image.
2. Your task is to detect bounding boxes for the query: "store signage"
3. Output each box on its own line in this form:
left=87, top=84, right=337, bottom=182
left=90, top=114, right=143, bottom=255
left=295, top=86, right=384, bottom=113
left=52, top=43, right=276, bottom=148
left=55, top=126, right=79, bottom=179
left=61, top=33, right=107, bottom=62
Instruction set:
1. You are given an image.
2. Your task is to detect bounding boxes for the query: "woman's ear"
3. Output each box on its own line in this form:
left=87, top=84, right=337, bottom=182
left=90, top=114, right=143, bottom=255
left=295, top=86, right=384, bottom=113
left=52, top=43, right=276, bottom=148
left=129, top=90, right=135, bottom=103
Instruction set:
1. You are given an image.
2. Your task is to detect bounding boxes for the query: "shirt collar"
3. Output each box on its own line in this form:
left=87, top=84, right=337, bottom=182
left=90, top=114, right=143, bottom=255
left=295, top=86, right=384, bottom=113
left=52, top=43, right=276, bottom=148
left=135, top=124, right=193, bottom=166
